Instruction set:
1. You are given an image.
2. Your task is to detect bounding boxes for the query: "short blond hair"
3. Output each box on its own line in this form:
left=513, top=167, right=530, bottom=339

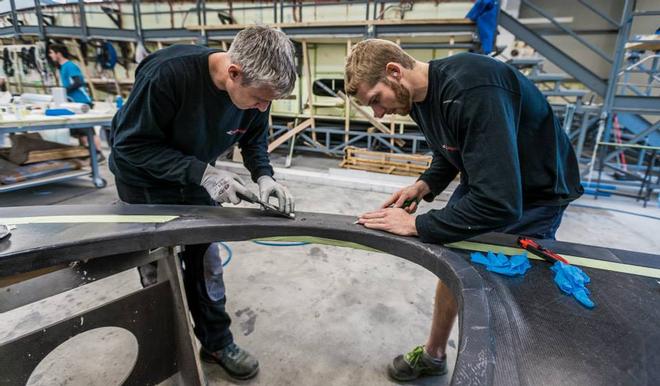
left=344, top=39, right=416, bottom=96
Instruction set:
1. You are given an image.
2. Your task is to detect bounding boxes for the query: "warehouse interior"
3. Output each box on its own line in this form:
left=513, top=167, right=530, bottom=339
left=0, top=1, right=659, bottom=386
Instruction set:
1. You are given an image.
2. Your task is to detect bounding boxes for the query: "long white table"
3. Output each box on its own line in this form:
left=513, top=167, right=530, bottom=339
left=0, top=111, right=115, bottom=192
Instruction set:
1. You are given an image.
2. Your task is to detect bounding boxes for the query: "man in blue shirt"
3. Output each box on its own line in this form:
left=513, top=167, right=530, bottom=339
left=48, top=44, right=103, bottom=159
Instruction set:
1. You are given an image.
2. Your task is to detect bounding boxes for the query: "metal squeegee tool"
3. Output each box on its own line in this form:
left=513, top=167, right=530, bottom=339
left=238, top=192, right=295, bottom=219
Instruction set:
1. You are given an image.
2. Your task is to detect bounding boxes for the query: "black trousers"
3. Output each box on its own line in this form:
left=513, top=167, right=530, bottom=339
left=116, top=180, right=234, bottom=352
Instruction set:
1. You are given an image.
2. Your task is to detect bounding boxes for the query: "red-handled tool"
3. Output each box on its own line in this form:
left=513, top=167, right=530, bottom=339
left=517, top=237, right=569, bottom=264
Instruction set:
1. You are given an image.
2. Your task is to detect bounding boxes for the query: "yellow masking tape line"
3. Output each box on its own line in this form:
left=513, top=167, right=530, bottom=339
left=255, top=236, right=660, bottom=279
left=1, top=215, right=178, bottom=224
left=449, top=241, right=660, bottom=279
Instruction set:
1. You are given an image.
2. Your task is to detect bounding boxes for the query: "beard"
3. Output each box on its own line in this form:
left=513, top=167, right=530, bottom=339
left=383, top=78, right=412, bottom=115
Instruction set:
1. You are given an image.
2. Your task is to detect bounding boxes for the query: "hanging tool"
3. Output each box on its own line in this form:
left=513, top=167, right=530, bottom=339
left=517, top=237, right=569, bottom=264
left=95, top=41, right=117, bottom=70
left=237, top=192, right=295, bottom=219
left=2, top=48, right=15, bottom=77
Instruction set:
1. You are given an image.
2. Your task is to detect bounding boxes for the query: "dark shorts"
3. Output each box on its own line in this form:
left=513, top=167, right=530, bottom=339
left=497, top=204, right=566, bottom=240
left=69, top=103, right=94, bottom=137
left=448, top=184, right=567, bottom=240
left=69, top=128, right=90, bottom=138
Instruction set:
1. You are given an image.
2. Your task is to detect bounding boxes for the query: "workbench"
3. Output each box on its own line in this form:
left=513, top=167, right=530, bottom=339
left=0, top=111, right=115, bottom=193
left=0, top=205, right=658, bottom=385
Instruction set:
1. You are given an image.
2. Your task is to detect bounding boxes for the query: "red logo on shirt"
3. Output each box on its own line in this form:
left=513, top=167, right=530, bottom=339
left=227, top=128, right=248, bottom=135
left=442, top=144, right=459, bottom=152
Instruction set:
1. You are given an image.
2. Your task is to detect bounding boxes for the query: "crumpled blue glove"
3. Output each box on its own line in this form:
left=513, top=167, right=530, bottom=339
left=470, top=251, right=531, bottom=276
left=550, top=261, right=595, bottom=308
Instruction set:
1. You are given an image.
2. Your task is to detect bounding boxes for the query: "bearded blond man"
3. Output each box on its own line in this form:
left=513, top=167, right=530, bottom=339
left=345, top=39, right=583, bottom=381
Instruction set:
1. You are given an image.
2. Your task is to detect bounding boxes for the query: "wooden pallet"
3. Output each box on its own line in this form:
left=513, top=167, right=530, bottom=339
left=1, top=133, right=89, bottom=165
left=0, top=159, right=85, bottom=185
left=339, top=146, right=431, bottom=177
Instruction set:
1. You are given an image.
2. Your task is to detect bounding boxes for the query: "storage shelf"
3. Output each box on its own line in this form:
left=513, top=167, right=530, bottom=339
left=0, top=168, right=92, bottom=193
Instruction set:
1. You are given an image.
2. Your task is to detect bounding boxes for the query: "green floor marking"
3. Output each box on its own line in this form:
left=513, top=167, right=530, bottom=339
left=254, top=236, right=381, bottom=253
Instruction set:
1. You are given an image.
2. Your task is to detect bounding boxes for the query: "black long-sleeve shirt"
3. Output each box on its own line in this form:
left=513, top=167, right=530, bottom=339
left=413, top=53, right=583, bottom=244
left=109, top=45, right=273, bottom=188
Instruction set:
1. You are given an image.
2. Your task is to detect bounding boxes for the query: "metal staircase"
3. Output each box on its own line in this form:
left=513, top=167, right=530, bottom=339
left=498, top=0, right=659, bottom=203
left=499, top=8, right=607, bottom=96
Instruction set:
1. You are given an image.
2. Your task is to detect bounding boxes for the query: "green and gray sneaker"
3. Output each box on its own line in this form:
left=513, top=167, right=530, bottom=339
left=387, top=345, right=447, bottom=382
left=200, top=343, right=259, bottom=380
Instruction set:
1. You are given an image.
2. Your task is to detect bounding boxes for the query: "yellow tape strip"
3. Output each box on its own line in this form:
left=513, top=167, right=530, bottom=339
left=450, top=241, right=660, bottom=279
left=1, top=215, right=178, bottom=224
left=254, top=236, right=660, bottom=279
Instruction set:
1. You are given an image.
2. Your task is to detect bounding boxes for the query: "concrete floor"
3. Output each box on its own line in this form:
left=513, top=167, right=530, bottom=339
left=1, top=153, right=659, bottom=385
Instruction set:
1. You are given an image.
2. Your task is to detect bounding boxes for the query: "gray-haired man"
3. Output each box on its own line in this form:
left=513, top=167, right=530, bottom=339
left=109, top=26, right=297, bottom=380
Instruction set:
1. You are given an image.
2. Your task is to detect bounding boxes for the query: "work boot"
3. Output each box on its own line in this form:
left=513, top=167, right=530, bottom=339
left=387, top=345, right=447, bottom=382
left=200, top=343, right=259, bottom=380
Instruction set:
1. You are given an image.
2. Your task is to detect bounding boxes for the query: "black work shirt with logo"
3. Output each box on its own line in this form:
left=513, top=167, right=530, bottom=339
left=411, top=53, right=583, bottom=244
left=109, top=44, right=273, bottom=188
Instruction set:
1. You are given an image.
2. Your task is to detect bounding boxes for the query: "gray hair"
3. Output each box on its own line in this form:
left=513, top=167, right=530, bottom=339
left=228, top=25, right=297, bottom=98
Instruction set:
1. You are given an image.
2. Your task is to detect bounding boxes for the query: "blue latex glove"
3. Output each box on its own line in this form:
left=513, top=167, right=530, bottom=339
left=550, top=261, right=595, bottom=308
left=470, top=251, right=531, bottom=276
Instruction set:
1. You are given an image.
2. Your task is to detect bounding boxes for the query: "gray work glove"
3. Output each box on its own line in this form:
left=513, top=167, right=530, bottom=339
left=201, top=165, right=257, bottom=204
left=258, top=175, right=294, bottom=215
